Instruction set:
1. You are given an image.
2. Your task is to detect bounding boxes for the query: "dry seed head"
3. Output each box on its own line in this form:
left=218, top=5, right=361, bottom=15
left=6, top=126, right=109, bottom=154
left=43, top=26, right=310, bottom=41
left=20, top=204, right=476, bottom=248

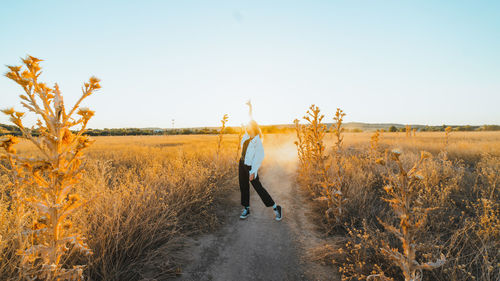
left=390, top=149, right=402, bottom=160
left=84, top=76, right=101, bottom=92
left=77, top=107, right=95, bottom=119
left=7, top=65, right=22, bottom=72
left=89, top=76, right=100, bottom=85
left=1, top=108, right=15, bottom=115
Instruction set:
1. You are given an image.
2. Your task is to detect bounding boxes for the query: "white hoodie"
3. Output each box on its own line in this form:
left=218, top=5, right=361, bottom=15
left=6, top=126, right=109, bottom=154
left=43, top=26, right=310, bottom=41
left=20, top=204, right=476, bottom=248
left=240, top=132, right=265, bottom=177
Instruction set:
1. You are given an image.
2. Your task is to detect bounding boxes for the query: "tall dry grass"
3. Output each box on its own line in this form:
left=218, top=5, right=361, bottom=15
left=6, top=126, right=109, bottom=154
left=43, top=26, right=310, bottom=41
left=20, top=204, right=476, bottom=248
left=295, top=105, right=499, bottom=281
left=1, top=135, right=238, bottom=281
left=0, top=56, right=239, bottom=280
left=1, top=55, right=98, bottom=280
left=77, top=136, right=237, bottom=280
left=369, top=150, right=446, bottom=280
left=294, top=105, right=348, bottom=226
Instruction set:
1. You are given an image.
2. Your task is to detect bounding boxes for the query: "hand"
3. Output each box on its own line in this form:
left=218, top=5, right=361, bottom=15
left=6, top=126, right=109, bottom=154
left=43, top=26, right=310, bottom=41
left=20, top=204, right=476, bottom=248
left=249, top=173, right=255, bottom=181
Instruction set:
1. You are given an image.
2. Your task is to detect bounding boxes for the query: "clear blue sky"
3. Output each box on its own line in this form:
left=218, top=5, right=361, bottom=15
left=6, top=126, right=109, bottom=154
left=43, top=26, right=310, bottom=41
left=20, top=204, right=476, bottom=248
left=1, top=0, right=499, bottom=128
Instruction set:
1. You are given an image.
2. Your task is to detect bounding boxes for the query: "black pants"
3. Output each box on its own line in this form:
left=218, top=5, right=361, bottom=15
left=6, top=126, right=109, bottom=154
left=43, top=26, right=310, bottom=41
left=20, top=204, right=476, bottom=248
left=239, top=160, right=275, bottom=208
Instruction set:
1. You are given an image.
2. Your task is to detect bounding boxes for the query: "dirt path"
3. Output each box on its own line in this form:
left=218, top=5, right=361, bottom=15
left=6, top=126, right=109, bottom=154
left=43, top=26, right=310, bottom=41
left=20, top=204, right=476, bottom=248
left=175, top=136, right=339, bottom=281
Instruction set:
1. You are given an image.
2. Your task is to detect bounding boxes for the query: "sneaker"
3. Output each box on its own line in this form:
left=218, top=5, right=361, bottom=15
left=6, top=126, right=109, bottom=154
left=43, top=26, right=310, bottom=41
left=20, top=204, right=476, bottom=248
left=240, top=207, right=250, bottom=219
left=273, top=205, right=282, bottom=221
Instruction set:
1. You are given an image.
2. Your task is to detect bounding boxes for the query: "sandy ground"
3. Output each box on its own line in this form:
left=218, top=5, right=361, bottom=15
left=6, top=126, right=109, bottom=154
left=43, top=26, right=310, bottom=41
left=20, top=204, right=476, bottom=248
left=174, top=137, right=339, bottom=281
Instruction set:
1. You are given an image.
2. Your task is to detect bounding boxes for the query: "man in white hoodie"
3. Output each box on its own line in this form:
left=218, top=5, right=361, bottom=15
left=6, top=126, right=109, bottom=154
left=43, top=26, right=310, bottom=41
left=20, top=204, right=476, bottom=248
left=239, top=119, right=282, bottom=221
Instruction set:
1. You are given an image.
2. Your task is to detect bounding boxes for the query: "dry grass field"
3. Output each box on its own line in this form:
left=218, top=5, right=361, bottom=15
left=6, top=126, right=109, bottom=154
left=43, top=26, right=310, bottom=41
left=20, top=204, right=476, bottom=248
left=293, top=106, right=499, bottom=281
left=3, top=2, right=500, bottom=280
left=0, top=135, right=239, bottom=280
left=334, top=131, right=500, bottom=163
left=0, top=62, right=498, bottom=280
left=1, top=129, right=499, bottom=281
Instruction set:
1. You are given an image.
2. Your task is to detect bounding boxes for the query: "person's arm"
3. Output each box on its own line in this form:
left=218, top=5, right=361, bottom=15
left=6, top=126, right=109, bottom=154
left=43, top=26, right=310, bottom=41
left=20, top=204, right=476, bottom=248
left=249, top=137, right=264, bottom=179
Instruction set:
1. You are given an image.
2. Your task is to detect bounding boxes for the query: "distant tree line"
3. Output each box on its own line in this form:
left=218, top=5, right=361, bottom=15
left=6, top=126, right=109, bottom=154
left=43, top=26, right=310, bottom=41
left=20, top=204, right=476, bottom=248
left=387, top=125, right=500, bottom=132
left=0, top=124, right=295, bottom=136
left=86, top=127, right=227, bottom=136
left=0, top=123, right=22, bottom=135
left=1, top=123, right=498, bottom=137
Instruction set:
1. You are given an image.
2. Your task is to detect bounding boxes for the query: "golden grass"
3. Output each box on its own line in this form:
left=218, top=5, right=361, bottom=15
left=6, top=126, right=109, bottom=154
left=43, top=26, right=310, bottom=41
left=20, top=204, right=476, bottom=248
left=1, top=55, right=99, bottom=280
left=294, top=105, right=499, bottom=281
left=1, top=60, right=498, bottom=281
left=1, top=135, right=239, bottom=280
left=78, top=135, right=237, bottom=280
left=372, top=150, right=446, bottom=280
left=3, top=128, right=499, bottom=280
left=334, top=131, right=500, bottom=157
left=0, top=55, right=239, bottom=281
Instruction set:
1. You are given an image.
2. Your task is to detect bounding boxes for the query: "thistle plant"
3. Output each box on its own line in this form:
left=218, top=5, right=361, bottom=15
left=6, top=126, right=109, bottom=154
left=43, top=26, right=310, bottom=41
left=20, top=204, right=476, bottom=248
left=216, top=114, right=228, bottom=161
left=374, top=150, right=445, bottom=281
left=332, top=108, right=345, bottom=154
left=303, top=105, right=327, bottom=170
left=1, top=55, right=99, bottom=280
left=405, top=125, right=411, bottom=138
left=440, top=126, right=453, bottom=160
left=444, top=126, right=452, bottom=149
left=293, top=119, right=308, bottom=171
left=294, top=108, right=323, bottom=194
left=235, top=124, right=244, bottom=162
left=294, top=105, right=346, bottom=223
left=329, top=107, right=346, bottom=223
left=299, top=105, right=328, bottom=196
left=370, top=130, right=381, bottom=159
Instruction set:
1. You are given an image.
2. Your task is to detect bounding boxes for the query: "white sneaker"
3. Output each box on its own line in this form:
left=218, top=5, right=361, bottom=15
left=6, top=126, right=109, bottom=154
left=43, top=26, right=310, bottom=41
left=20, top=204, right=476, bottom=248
left=240, top=207, right=250, bottom=219
left=273, top=205, right=282, bottom=221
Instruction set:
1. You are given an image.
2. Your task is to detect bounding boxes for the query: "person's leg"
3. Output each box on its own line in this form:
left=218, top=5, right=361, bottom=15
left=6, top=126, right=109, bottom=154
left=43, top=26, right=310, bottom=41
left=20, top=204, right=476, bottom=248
left=250, top=174, right=275, bottom=207
left=239, top=161, right=250, bottom=207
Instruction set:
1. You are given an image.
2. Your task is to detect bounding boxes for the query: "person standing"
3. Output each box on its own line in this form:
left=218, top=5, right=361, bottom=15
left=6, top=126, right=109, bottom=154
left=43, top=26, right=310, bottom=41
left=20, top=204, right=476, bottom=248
left=239, top=119, right=282, bottom=221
